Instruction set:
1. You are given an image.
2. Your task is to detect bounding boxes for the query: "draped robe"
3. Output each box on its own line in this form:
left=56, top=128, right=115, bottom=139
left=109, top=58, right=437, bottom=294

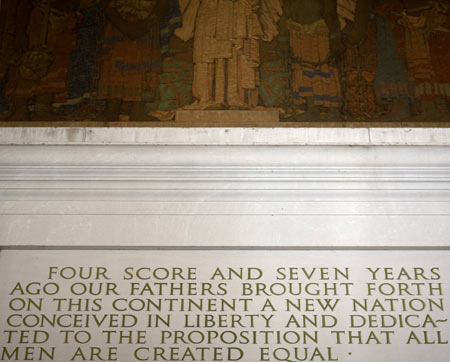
left=176, top=0, right=282, bottom=108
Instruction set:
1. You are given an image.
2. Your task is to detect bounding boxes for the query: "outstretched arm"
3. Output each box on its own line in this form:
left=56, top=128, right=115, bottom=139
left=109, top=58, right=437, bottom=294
left=260, top=0, right=283, bottom=41
left=174, top=0, right=200, bottom=41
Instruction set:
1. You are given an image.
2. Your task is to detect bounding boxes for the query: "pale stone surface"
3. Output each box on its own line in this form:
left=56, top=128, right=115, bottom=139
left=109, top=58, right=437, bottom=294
left=1, top=214, right=450, bottom=247
left=369, top=128, right=450, bottom=145
left=0, top=250, right=449, bottom=361
left=0, top=127, right=449, bottom=248
left=1, top=144, right=449, bottom=166
left=1, top=127, right=450, bottom=145
left=2, top=200, right=449, bottom=215
left=0, top=127, right=86, bottom=144
left=0, top=126, right=448, bottom=362
left=0, top=142, right=449, bottom=248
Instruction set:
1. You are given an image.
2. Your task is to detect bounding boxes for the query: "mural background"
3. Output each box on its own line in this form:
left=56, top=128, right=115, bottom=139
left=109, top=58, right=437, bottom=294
left=0, top=0, right=449, bottom=127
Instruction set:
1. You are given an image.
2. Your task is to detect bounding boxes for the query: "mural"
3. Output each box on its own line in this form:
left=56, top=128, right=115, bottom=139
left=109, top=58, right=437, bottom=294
left=0, top=0, right=449, bottom=124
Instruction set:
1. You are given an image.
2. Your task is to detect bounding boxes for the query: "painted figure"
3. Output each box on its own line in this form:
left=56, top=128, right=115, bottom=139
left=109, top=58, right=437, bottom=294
left=175, top=0, right=282, bottom=110
left=6, top=0, right=79, bottom=122
left=399, top=0, right=450, bottom=120
left=0, top=0, right=32, bottom=80
left=428, top=1, right=450, bottom=116
left=339, top=0, right=379, bottom=120
left=0, top=0, right=33, bottom=112
left=96, top=0, right=168, bottom=122
left=68, top=0, right=102, bottom=102
left=373, top=0, right=411, bottom=119
left=282, top=0, right=343, bottom=121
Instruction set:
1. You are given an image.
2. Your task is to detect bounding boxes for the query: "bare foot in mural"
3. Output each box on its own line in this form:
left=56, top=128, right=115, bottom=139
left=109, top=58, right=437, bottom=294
left=183, top=100, right=205, bottom=110
left=205, top=103, right=228, bottom=111
left=151, top=110, right=175, bottom=121
left=184, top=100, right=228, bottom=111
left=227, top=103, right=249, bottom=111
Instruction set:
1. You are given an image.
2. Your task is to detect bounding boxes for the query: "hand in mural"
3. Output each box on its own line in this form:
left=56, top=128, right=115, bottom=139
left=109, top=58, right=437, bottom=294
left=100, top=0, right=148, bottom=40
left=101, top=0, right=167, bottom=40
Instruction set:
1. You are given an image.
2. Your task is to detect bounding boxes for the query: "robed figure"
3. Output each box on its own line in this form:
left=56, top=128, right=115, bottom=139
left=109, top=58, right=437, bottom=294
left=175, top=0, right=282, bottom=110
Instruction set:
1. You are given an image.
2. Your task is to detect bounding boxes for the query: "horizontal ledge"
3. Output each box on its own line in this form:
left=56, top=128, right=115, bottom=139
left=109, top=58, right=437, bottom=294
left=1, top=145, right=450, bottom=167
left=3, top=213, right=450, bottom=216
left=2, top=191, right=450, bottom=202
left=2, top=246, right=450, bottom=251
left=2, top=166, right=450, bottom=178
left=1, top=127, right=450, bottom=146
left=1, top=200, right=449, bottom=215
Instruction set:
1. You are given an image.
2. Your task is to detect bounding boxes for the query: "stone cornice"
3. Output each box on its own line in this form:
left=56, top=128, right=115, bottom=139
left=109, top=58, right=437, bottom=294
left=1, top=127, right=449, bottom=145
left=0, top=133, right=449, bottom=247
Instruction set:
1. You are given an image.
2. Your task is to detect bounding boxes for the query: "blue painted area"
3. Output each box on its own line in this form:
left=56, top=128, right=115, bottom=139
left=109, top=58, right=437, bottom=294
left=302, top=69, right=333, bottom=79
left=1, top=1, right=183, bottom=108
left=67, top=1, right=181, bottom=100
left=102, top=35, right=125, bottom=44
left=115, top=61, right=150, bottom=72
left=374, top=15, right=409, bottom=101
left=159, top=0, right=181, bottom=58
left=68, top=5, right=101, bottom=100
left=294, top=90, right=341, bottom=103
left=313, top=94, right=341, bottom=103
